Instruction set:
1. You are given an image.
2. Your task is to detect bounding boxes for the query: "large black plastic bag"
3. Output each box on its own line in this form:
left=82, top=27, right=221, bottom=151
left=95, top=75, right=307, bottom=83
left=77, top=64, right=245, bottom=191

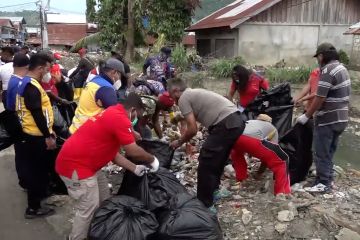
left=279, top=122, right=313, bottom=185
left=53, top=105, right=70, bottom=140
left=245, top=82, right=293, bottom=137
left=157, top=193, right=223, bottom=240
left=134, top=140, right=175, bottom=168
left=88, top=195, right=159, bottom=240
left=0, top=110, right=23, bottom=151
left=118, top=168, right=187, bottom=211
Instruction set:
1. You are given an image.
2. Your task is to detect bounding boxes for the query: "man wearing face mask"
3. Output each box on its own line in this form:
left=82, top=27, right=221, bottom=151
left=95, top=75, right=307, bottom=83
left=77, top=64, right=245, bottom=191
left=56, top=92, right=159, bottom=240
left=15, top=53, right=56, bottom=219
left=69, top=58, right=123, bottom=134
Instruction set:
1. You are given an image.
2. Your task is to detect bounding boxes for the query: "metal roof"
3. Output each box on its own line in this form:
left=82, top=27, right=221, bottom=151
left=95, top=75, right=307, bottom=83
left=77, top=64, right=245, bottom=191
left=46, top=23, right=87, bottom=46
left=0, top=18, right=15, bottom=28
left=186, top=0, right=281, bottom=31
left=344, top=22, right=360, bottom=35
left=46, top=13, right=86, bottom=24
left=5, top=17, right=26, bottom=24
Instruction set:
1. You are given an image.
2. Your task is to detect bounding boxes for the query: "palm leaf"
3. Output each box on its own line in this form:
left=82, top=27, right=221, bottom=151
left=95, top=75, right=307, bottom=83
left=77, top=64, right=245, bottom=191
left=70, top=32, right=101, bottom=53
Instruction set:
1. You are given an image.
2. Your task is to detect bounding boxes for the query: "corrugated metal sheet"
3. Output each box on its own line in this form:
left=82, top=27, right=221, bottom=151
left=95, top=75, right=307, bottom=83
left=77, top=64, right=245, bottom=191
left=0, top=18, right=14, bottom=28
left=249, top=0, right=360, bottom=24
left=344, top=22, right=360, bottom=35
left=186, top=0, right=281, bottom=31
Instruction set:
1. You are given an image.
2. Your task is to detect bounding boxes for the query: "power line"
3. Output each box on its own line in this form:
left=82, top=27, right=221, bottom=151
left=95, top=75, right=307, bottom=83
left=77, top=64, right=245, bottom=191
left=0, top=2, right=36, bottom=9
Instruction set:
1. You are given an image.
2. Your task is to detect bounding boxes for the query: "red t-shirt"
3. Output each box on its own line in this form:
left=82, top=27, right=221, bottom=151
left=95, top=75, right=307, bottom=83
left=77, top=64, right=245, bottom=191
left=41, top=78, right=58, bottom=96
left=307, top=68, right=320, bottom=108
left=231, top=73, right=269, bottom=107
left=56, top=104, right=135, bottom=179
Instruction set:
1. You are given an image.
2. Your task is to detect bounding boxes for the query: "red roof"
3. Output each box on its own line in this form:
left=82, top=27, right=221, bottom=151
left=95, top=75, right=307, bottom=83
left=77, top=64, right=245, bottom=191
left=187, top=0, right=281, bottom=31
left=145, top=34, right=196, bottom=46
left=0, top=18, right=15, bottom=28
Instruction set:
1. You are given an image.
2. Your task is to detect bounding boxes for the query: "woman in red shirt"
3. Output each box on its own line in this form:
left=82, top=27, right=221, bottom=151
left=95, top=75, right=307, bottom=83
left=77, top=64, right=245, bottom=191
left=228, top=65, right=269, bottom=110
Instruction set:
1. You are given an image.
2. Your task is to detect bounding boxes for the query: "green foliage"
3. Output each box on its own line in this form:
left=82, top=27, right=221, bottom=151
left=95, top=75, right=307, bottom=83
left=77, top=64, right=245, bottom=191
left=86, top=0, right=97, bottom=22
left=178, top=72, right=205, bottom=88
left=147, top=1, right=195, bottom=42
left=171, top=44, right=189, bottom=72
left=209, top=57, right=246, bottom=78
left=265, top=66, right=312, bottom=84
left=70, top=32, right=101, bottom=52
left=339, top=49, right=350, bottom=66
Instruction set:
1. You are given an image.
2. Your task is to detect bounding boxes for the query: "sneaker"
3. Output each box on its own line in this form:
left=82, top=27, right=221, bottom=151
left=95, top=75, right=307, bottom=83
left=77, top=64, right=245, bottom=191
left=304, top=183, right=331, bottom=193
left=25, top=207, right=55, bottom=219
left=208, top=205, right=217, bottom=214
left=213, top=188, right=231, bottom=202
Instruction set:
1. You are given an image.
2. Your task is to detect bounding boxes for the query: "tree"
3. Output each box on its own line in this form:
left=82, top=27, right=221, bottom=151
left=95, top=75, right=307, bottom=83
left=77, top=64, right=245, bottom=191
left=95, top=0, right=200, bottom=61
left=86, top=0, right=97, bottom=22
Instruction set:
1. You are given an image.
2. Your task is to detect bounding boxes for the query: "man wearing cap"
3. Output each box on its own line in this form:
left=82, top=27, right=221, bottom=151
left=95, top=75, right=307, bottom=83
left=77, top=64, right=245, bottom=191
left=135, top=92, right=175, bottom=139
left=297, top=43, right=351, bottom=193
left=56, top=93, right=160, bottom=240
left=69, top=58, right=124, bottom=134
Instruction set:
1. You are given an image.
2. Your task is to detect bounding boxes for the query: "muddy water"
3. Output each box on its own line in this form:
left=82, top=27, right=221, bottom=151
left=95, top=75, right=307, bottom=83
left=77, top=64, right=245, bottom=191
left=335, top=126, right=360, bottom=170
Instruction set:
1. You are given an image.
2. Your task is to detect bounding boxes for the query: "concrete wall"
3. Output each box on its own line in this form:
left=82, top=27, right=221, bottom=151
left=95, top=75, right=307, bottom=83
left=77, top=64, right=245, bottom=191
left=350, top=35, right=360, bottom=69
left=196, top=28, right=238, bottom=57
left=237, top=23, right=353, bottom=65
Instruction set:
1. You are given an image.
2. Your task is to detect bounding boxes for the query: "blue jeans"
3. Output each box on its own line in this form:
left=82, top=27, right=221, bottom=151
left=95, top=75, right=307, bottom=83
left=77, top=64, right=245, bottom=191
left=313, top=123, right=347, bottom=186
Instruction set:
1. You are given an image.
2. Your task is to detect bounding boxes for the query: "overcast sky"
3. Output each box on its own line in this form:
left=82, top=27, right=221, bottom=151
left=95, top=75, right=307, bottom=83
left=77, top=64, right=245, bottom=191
left=1, top=0, right=86, bottom=14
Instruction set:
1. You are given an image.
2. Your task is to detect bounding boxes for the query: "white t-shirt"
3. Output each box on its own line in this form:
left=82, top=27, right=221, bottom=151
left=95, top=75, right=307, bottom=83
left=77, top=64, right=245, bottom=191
left=0, top=62, right=14, bottom=90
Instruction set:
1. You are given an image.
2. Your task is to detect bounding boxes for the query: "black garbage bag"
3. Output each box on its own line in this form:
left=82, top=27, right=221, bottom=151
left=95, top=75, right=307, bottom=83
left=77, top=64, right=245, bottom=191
left=156, top=193, right=223, bottom=240
left=0, top=110, right=23, bottom=151
left=88, top=195, right=159, bottom=240
left=118, top=168, right=187, bottom=211
left=279, top=122, right=313, bottom=185
left=244, top=83, right=293, bottom=137
left=131, top=140, right=174, bottom=169
left=53, top=105, right=70, bottom=140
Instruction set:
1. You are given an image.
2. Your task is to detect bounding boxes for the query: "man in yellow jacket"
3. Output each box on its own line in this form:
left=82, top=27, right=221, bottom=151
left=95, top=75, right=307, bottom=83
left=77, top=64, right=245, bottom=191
left=69, top=58, right=124, bottom=134
left=16, top=53, right=57, bottom=219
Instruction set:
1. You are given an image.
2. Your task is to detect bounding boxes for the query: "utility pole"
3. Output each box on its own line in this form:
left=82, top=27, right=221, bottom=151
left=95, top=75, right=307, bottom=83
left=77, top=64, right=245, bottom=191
left=37, top=0, right=50, bottom=49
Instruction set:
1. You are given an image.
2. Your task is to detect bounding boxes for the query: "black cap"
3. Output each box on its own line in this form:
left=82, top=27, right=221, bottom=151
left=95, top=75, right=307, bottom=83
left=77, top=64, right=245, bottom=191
left=314, top=43, right=336, bottom=57
left=160, top=47, right=171, bottom=55
left=13, top=53, right=30, bottom=67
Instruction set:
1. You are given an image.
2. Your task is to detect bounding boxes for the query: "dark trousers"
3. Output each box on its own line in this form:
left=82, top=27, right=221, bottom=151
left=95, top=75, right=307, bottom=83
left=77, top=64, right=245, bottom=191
left=2, top=90, right=7, bottom=109
left=197, top=112, right=244, bottom=207
left=313, top=123, right=347, bottom=186
left=16, top=133, right=50, bottom=210
left=14, top=142, right=26, bottom=189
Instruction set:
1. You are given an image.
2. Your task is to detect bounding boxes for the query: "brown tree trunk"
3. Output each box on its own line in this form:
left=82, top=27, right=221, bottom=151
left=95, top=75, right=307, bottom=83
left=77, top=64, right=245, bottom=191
left=126, top=0, right=135, bottom=62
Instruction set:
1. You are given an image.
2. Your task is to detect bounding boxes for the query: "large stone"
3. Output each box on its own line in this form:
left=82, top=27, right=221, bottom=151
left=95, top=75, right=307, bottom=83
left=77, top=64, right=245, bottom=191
left=335, top=228, right=360, bottom=240
left=241, top=208, right=253, bottom=225
left=275, top=223, right=288, bottom=234
left=288, top=219, right=317, bottom=239
left=277, top=210, right=295, bottom=222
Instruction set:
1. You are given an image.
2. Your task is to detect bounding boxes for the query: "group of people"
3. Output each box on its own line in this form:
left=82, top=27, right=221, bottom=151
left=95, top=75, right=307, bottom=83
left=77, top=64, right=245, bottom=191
left=0, top=41, right=351, bottom=240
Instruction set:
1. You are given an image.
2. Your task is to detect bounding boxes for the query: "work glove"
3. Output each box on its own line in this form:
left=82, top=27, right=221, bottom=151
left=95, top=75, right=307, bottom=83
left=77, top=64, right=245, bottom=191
left=296, top=114, right=309, bottom=125
left=133, top=165, right=149, bottom=176
left=149, top=156, right=160, bottom=173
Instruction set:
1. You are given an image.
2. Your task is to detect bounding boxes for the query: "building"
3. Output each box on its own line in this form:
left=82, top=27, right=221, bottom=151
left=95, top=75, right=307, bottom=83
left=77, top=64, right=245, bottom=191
left=0, top=18, right=16, bottom=45
left=6, top=17, right=27, bottom=44
left=187, top=0, right=360, bottom=65
left=344, top=22, right=360, bottom=69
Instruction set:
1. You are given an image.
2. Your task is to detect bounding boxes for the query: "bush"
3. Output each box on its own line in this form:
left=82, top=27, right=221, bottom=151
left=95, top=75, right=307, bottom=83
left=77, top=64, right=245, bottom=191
left=209, top=57, right=246, bottom=78
left=265, top=66, right=313, bottom=84
left=171, top=44, right=189, bottom=72
left=339, top=49, right=350, bottom=66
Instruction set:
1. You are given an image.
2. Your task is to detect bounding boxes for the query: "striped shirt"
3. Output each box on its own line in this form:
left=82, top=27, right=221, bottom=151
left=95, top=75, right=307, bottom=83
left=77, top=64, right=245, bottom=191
left=315, top=61, right=351, bottom=126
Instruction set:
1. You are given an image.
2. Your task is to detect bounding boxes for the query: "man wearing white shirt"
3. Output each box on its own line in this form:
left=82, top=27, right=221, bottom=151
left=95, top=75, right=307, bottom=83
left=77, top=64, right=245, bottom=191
left=0, top=49, right=15, bottom=107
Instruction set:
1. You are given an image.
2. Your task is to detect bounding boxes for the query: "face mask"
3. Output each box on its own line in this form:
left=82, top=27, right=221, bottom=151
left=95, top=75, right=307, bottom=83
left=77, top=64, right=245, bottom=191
left=113, top=80, right=122, bottom=90
left=42, top=72, right=51, bottom=83
left=131, top=117, right=138, bottom=127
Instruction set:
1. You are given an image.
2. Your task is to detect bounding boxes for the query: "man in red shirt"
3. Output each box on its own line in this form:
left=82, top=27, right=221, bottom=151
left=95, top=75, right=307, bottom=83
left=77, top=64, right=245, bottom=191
left=56, top=93, right=159, bottom=240
left=228, top=65, right=269, bottom=110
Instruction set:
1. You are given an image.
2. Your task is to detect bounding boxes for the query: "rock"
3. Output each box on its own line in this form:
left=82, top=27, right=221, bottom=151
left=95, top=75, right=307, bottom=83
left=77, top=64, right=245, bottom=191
left=241, top=208, right=252, bottom=225
left=275, top=223, right=288, bottom=234
left=336, top=228, right=360, bottom=240
left=323, top=193, right=334, bottom=199
left=322, top=214, right=338, bottom=232
left=289, top=219, right=317, bottom=239
left=224, top=164, right=236, bottom=178
left=277, top=210, right=295, bottom=222
left=232, top=195, right=242, bottom=200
